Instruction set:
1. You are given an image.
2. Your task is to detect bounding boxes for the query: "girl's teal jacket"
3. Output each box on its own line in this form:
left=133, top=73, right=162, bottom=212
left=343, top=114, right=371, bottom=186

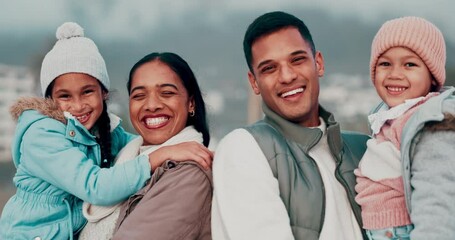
left=0, top=98, right=151, bottom=240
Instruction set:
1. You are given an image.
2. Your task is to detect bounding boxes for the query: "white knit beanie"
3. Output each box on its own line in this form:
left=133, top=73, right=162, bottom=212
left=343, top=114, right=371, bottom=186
left=40, top=22, right=110, bottom=96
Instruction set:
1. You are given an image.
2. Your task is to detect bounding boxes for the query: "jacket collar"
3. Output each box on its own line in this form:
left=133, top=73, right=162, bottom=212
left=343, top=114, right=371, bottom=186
left=372, top=86, right=455, bottom=114
left=11, top=97, right=123, bottom=146
left=402, top=86, right=455, bottom=139
left=261, top=103, right=343, bottom=156
left=10, top=97, right=66, bottom=123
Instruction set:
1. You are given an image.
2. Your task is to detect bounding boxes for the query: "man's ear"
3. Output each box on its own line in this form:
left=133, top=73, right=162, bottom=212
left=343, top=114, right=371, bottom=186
left=248, top=71, right=261, bottom=95
left=315, top=51, right=325, bottom=78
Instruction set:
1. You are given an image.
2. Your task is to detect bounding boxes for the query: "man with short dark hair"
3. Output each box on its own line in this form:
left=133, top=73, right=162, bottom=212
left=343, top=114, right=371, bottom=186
left=212, top=11, right=368, bottom=240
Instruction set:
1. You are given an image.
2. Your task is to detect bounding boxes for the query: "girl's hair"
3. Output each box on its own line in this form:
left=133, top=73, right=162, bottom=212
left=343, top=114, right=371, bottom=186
left=45, top=80, right=113, bottom=168
left=127, top=52, right=210, bottom=147
left=95, top=100, right=112, bottom=168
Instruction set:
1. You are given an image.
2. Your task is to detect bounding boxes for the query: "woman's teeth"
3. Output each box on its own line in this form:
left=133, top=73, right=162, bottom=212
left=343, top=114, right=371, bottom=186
left=145, top=117, right=168, bottom=126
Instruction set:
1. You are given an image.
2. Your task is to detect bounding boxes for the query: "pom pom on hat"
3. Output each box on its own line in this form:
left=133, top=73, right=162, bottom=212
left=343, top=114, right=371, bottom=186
left=56, top=22, right=84, bottom=40
left=40, top=22, right=110, bottom=96
left=370, top=16, right=446, bottom=90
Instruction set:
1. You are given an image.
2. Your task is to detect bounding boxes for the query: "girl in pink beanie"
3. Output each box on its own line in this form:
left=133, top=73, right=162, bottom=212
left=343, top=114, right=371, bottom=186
left=354, top=16, right=455, bottom=240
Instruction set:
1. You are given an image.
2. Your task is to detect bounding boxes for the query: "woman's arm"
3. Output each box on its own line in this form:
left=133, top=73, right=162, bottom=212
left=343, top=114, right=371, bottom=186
left=112, top=163, right=212, bottom=240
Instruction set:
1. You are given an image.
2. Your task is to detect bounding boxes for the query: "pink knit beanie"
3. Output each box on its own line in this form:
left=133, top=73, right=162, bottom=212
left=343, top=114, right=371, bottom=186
left=370, top=16, right=446, bottom=90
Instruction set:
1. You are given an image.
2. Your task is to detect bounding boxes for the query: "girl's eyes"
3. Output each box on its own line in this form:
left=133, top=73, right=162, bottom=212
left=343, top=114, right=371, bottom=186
left=83, top=89, right=95, bottom=95
left=58, top=89, right=95, bottom=98
left=404, top=62, right=417, bottom=67
left=377, top=61, right=390, bottom=66
left=377, top=61, right=418, bottom=67
left=57, top=94, right=70, bottom=99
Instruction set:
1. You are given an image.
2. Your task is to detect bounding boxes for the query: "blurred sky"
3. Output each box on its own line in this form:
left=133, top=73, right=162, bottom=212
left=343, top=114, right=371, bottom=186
left=1, top=0, right=455, bottom=127
left=2, top=0, right=455, bottom=42
left=2, top=0, right=455, bottom=142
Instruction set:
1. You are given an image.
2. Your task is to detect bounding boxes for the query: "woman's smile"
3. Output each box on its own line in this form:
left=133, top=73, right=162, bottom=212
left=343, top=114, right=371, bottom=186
left=143, top=115, right=170, bottom=129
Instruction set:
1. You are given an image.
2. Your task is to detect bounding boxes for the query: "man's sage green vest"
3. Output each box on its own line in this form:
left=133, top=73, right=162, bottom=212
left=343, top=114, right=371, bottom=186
left=244, top=105, right=369, bottom=240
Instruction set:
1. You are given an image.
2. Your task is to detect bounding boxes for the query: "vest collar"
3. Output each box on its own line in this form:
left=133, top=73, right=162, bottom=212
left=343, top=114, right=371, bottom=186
left=262, top=103, right=343, bottom=157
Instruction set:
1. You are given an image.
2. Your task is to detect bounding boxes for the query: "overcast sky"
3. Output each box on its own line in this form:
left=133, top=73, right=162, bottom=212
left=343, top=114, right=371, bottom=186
left=1, top=0, right=455, bottom=144
left=2, top=0, right=455, bottom=43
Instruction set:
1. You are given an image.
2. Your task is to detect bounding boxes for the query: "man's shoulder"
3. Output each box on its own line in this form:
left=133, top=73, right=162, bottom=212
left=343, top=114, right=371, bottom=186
left=243, top=121, right=284, bottom=143
left=213, top=128, right=268, bottom=166
left=215, top=126, right=282, bottom=161
left=217, top=128, right=256, bottom=148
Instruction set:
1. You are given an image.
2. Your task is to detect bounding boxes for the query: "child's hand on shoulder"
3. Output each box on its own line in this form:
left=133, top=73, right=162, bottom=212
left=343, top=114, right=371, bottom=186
left=148, top=142, right=213, bottom=171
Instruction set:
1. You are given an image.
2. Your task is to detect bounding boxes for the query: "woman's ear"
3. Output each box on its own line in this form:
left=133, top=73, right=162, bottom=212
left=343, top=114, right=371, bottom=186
left=188, top=96, right=195, bottom=112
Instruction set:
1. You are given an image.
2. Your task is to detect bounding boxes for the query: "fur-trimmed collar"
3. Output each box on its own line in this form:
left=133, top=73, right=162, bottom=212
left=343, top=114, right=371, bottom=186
left=10, top=97, right=123, bottom=131
left=425, top=114, right=455, bottom=131
left=10, top=97, right=66, bottom=124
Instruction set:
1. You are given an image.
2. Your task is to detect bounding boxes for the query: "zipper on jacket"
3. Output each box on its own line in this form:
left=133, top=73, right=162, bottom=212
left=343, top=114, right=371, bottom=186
left=333, top=152, right=368, bottom=240
left=307, top=155, right=326, bottom=234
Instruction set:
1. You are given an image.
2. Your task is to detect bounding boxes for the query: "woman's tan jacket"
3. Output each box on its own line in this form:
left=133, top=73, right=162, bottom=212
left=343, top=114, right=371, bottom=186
left=112, top=160, right=213, bottom=240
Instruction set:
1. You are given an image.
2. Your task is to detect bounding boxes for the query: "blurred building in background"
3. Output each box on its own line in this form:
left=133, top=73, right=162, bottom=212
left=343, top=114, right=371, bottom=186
left=0, top=64, right=35, bottom=162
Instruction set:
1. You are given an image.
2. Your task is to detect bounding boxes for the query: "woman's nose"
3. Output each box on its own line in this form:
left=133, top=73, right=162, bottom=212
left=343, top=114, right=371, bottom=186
left=144, top=94, right=164, bottom=112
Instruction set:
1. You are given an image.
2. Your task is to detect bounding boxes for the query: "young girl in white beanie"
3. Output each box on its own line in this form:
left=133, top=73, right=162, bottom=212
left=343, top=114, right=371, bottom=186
left=0, top=22, right=212, bottom=240
left=355, top=16, right=455, bottom=240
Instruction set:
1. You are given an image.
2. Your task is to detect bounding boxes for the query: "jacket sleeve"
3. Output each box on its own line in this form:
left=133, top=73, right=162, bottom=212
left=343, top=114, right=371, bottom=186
left=112, top=164, right=212, bottom=240
left=19, top=118, right=151, bottom=205
left=110, top=125, right=138, bottom=157
left=409, top=129, right=455, bottom=239
left=211, top=129, right=295, bottom=240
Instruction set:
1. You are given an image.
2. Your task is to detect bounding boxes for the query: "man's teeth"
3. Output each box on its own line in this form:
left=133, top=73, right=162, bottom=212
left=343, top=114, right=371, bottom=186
left=145, top=117, right=168, bottom=126
left=387, top=87, right=407, bottom=92
left=281, top=88, right=304, bottom=97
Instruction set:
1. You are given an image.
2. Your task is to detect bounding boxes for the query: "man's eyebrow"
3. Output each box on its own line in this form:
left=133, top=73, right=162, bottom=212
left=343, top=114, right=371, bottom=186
left=256, top=50, right=309, bottom=70
left=256, top=59, right=273, bottom=70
